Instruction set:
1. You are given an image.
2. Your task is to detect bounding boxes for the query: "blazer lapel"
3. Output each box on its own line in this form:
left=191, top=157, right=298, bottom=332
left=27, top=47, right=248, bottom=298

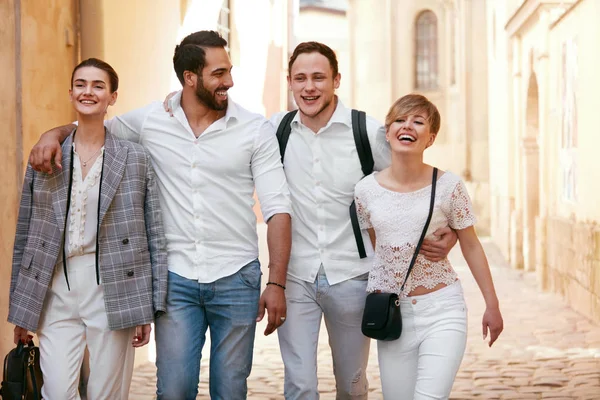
left=98, top=133, right=128, bottom=227
left=50, top=133, right=74, bottom=236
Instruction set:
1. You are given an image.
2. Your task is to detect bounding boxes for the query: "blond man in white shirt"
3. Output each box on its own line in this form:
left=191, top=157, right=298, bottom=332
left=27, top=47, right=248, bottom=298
left=270, top=42, right=457, bottom=400
left=28, top=31, right=292, bottom=400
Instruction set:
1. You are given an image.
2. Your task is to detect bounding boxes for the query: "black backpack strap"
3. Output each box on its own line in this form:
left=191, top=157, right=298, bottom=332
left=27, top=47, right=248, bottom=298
left=275, top=110, right=299, bottom=163
left=351, top=109, right=374, bottom=175
left=349, top=109, right=374, bottom=259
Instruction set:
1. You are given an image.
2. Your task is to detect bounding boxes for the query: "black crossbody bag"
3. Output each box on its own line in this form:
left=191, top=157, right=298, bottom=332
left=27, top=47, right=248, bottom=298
left=361, top=168, right=438, bottom=341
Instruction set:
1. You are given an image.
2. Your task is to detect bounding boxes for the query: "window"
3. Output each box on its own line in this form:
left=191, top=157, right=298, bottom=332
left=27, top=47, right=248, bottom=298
left=415, top=10, right=438, bottom=90
left=560, top=38, right=578, bottom=202
left=217, top=0, right=231, bottom=50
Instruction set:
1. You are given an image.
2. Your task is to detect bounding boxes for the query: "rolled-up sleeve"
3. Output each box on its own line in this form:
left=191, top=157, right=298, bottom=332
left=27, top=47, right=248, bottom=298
left=251, top=119, right=292, bottom=222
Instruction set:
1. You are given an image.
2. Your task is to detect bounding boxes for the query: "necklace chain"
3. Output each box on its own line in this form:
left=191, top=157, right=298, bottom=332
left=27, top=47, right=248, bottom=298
left=80, top=147, right=102, bottom=167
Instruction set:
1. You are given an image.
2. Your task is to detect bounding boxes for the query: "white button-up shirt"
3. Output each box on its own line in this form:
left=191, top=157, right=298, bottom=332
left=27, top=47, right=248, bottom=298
left=105, top=92, right=291, bottom=282
left=270, top=100, right=390, bottom=285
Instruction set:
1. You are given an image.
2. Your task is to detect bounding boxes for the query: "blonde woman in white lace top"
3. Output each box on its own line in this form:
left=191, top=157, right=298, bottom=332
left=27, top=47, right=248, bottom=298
left=354, top=94, right=503, bottom=399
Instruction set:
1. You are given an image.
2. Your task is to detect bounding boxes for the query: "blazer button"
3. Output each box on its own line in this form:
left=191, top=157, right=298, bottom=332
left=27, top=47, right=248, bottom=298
left=41, top=241, right=45, bottom=248
left=122, top=238, right=129, bottom=245
left=127, top=270, right=134, bottom=277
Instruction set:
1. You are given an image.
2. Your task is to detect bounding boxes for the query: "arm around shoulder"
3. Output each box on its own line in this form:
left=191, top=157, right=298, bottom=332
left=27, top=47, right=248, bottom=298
left=29, top=124, right=75, bottom=173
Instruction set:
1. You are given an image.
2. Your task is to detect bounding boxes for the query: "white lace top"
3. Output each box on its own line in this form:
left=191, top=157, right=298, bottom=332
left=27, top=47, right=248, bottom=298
left=354, top=171, right=476, bottom=297
left=64, top=144, right=105, bottom=258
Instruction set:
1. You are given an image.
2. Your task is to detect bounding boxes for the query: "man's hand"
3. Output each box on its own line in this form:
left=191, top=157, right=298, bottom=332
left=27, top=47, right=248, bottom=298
left=132, top=324, right=152, bottom=347
left=256, top=284, right=287, bottom=336
left=13, top=326, right=32, bottom=345
left=420, top=226, right=458, bottom=262
left=163, top=91, right=179, bottom=116
left=29, top=126, right=75, bottom=173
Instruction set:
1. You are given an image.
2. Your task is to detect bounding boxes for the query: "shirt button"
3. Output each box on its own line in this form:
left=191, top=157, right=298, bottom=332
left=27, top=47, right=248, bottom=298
left=122, top=238, right=129, bottom=245
left=412, top=299, right=417, bottom=305
left=316, top=181, right=321, bottom=186
left=315, top=158, right=320, bottom=163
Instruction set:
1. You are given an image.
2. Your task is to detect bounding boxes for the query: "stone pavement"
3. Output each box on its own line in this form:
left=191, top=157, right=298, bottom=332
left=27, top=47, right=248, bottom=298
left=129, top=236, right=600, bottom=399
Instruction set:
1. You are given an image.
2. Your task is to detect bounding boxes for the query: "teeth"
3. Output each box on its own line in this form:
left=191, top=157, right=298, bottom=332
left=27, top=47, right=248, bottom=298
left=304, top=96, right=318, bottom=100
left=399, top=134, right=416, bottom=142
left=216, top=91, right=227, bottom=96
left=81, top=100, right=95, bottom=104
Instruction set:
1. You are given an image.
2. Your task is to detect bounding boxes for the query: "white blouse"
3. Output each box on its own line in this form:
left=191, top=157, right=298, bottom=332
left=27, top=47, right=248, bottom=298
left=354, top=171, right=476, bottom=297
left=64, top=144, right=105, bottom=259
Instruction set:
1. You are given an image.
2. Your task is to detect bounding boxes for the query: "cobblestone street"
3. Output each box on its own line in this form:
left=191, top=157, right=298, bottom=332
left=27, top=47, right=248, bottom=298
left=129, top=237, right=600, bottom=399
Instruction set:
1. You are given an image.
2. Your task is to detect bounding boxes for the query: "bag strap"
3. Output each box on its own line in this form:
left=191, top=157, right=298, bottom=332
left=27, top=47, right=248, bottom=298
left=351, top=109, right=374, bottom=175
left=275, top=110, right=299, bottom=163
left=400, top=168, right=438, bottom=292
left=27, top=347, right=40, bottom=400
left=349, top=109, right=373, bottom=259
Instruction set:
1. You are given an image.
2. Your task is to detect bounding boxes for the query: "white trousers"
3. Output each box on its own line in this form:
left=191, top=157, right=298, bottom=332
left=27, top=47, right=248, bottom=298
left=277, top=268, right=370, bottom=400
left=37, top=255, right=135, bottom=400
left=378, top=281, right=468, bottom=400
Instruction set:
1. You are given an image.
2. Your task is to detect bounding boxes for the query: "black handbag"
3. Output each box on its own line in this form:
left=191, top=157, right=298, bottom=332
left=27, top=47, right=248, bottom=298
left=361, top=168, right=438, bottom=341
left=1, top=339, right=43, bottom=400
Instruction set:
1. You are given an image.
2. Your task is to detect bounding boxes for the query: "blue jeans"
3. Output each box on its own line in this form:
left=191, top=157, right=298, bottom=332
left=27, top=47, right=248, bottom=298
left=155, top=259, right=261, bottom=400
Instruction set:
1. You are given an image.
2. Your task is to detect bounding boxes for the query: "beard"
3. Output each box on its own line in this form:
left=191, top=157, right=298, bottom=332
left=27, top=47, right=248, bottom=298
left=195, top=79, right=228, bottom=111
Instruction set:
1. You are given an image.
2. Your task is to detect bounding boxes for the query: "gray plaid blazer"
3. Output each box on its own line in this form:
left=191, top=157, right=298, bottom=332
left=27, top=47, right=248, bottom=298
left=8, top=132, right=168, bottom=332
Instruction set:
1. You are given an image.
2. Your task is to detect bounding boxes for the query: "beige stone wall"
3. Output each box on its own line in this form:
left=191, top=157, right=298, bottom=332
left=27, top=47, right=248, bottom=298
left=0, top=0, right=21, bottom=360
left=543, top=217, right=600, bottom=322
left=20, top=0, right=78, bottom=161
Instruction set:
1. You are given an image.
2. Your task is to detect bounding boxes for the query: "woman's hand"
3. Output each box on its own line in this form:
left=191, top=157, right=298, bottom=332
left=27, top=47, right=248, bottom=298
left=482, top=306, right=503, bottom=347
left=14, top=326, right=32, bottom=345
left=132, top=324, right=152, bottom=348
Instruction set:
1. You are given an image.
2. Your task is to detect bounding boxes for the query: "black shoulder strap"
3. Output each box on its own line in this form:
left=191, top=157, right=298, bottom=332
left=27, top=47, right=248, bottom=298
left=400, top=168, right=438, bottom=292
left=275, top=110, right=299, bottom=163
left=350, top=109, right=374, bottom=258
left=351, top=109, right=374, bottom=176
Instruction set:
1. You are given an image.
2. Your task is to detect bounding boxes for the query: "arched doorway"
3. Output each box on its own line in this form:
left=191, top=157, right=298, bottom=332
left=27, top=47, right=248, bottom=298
left=521, top=73, right=540, bottom=272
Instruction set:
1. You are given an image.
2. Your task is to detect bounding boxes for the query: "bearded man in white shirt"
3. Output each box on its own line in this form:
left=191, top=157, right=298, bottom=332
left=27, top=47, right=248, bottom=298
left=28, top=31, right=292, bottom=400
left=269, top=42, right=457, bottom=400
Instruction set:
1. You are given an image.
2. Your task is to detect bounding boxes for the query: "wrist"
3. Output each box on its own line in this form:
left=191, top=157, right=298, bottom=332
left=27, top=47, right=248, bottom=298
left=485, top=300, right=500, bottom=309
left=266, top=281, right=286, bottom=290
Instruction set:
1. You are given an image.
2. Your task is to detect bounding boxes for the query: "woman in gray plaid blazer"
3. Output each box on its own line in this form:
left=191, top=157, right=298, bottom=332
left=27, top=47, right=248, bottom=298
left=8, top=58, right=167, bottom=400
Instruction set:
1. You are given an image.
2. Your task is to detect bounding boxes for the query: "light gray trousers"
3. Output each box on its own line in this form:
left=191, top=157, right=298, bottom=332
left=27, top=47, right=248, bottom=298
left=277, top=266, right=371, bottom=400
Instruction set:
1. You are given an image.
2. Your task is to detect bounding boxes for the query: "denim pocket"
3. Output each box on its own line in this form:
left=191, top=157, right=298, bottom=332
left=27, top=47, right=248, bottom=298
left=238, top=260, right=262, bottom=289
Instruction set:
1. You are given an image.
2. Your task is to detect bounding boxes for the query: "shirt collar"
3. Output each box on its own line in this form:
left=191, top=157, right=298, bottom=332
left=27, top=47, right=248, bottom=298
left=291, top=96, right=351, bottom=129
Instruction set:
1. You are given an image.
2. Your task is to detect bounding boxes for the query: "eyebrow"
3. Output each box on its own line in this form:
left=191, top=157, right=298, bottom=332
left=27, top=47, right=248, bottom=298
left=73, top=79, right=106, bottom=85
left=211, top=66, right=233, bottom=74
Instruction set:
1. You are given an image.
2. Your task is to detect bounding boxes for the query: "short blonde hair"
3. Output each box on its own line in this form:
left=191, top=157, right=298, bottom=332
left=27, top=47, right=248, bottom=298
left=385, top=94, right=441, bottom=134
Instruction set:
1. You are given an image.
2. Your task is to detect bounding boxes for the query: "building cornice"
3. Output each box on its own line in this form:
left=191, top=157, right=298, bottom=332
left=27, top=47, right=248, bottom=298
left=504, top=0, right=572, bottom=37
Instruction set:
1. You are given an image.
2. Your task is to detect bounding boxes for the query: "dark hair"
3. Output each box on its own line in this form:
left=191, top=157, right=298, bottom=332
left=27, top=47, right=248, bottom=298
left=173, top=30, right=228, bottom=85
left=71, top=58, right=119, bottom=92
left=386, top=94, right=441, bottom=134
left=288, top=42, right=339, bottom=77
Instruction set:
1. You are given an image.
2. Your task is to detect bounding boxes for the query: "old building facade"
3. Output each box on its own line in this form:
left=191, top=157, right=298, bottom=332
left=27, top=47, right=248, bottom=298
left=487, top=0, right=600, bottom=322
